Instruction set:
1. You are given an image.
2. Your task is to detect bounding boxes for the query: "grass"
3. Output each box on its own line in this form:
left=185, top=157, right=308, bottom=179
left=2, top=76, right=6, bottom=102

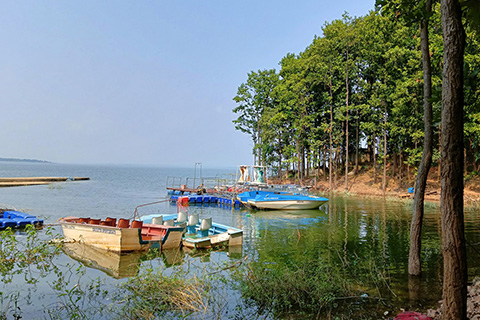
left=116, top=266, right=209, bottom=319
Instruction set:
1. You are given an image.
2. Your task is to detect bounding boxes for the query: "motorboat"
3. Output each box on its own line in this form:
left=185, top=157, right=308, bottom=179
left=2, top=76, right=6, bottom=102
left=247, top=193, right=328, bottom=210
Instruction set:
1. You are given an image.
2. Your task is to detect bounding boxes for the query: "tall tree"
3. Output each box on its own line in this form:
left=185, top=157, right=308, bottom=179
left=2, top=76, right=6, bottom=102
left=440, top=0, right=467, bottom=318
left=376, top=0, right=437, bottom=274
left=410, top=0, right=434, bottom=276
left=232, top=69, right=279, bottom=165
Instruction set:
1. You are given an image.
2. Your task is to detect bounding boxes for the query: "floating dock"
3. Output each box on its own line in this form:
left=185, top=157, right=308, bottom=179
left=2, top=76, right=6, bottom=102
left=0, top=177, right=90, bottom=187
left=0, top=210, right=43, bottom=229
left=170, top=194, right=243, bottom=208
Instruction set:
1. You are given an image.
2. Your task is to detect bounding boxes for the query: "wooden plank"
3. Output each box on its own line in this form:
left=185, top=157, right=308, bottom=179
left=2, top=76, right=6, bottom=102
left=0, top=182, right=51, bottom=187
left=0, top=177, right=90, bottom=187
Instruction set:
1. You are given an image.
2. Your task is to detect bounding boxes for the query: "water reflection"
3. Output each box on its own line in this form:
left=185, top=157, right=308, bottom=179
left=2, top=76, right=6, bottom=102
left=62, top=243, right=243, bottom=278
left=242, top=195, right=480, bottom=316
left=60, top=194, right=480, bottom=318
left=62, top=243, right=145, bottom=279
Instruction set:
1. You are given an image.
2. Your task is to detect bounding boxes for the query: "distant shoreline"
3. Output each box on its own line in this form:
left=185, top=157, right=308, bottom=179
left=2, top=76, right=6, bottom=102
left=0, top=157, right=50, bottom=163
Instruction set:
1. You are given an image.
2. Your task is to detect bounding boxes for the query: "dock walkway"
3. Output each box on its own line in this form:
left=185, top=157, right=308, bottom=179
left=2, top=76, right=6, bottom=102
left=0, top=177, right=90, bottom=187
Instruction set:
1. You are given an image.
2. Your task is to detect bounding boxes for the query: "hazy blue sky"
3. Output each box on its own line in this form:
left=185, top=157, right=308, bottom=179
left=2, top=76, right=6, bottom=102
left=1, top=1, right=374, bottom=167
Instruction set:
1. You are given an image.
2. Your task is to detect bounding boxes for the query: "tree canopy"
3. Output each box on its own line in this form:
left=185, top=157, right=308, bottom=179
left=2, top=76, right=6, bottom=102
left=233, top=6, right=480, bottom=187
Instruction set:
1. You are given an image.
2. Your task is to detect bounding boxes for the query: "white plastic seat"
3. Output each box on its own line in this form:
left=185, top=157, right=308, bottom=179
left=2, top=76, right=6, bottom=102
left=198, top=217, right=212, bottom=231
left=163, top=219, right=174, bottom=226
left=152, top=216, right=163, bottom=225
left=196, top=217, right=212, bottom=237
left=187, top=213, right=199, bottom=226
left=177, top=211, right=188, bottom=223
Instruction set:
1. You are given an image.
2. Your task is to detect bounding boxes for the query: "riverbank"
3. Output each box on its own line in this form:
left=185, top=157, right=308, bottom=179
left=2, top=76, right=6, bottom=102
left=426, top=279, right=480, bottom=319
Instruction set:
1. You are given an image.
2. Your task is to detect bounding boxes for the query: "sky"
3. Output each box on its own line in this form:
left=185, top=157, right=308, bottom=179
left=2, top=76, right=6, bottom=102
left=0, top=0, right=375, bottom=167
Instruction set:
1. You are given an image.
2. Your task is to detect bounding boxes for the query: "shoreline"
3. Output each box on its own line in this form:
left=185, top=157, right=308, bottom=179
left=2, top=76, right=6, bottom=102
left=275, top=169, right=480, bottom=208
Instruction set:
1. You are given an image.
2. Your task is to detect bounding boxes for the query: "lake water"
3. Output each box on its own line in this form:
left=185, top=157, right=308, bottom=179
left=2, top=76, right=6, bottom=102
left=1, top=161, right=480, bottom=319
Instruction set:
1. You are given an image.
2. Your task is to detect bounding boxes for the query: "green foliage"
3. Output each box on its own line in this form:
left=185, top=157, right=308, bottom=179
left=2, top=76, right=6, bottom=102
left=231, top=250, right=393, bottom=318
left=114, top=263, right=210, bottom=319
left=233, top=69, right=280, bottom=164
left=233, top=259, right=349, bottom=314
left=0, top=226, right=63, bottom=318
left=232, top=2, right=480, bottom=181
left=0, top=225, right=62, bottom=284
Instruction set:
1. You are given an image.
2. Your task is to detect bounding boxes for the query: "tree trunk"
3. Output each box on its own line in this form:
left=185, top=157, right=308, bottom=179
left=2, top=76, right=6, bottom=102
left=356, top=109, right=359, bottom=174
left=393, top=152, right=398, bottom=178
left=278, top=137, right=283, bottom=180
left=296, top=140, right=301, bottom=184
left=409, top=0, right=434, bottom=276
left=382, top=103, right=387, bottom=195
left=305, top=146, right=309, bottom=178
left=367, top=137, right=372, bottom=164
left=329, top=64, right=334, bottom=191
left=440, top=0, right=467, bottom=318
left=323, top=147, right=327, bottom=181
left=256, top=115, right=261, bottom=166
left=373, top=132, right=377, bottom=184
left=345, top=50, right=349, bottom=190
left=439, top=124, right=442, bottom=182
left=399, top=147, right=403, bottom=184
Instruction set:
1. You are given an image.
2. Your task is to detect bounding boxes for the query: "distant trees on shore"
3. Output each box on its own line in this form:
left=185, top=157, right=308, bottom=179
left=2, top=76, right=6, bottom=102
left=0, top=157, right=49, bottom=163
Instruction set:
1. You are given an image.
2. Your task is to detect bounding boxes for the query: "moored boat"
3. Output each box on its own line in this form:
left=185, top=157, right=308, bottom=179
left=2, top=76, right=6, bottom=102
left=247, top=193, right=329, bottom=210
left=236, top=190, right=289, bottom=207
left=182, top=219, right=243, bottom=249
left=59, top=216, right=184, bottom=252
left=140, top=213, right=243, bottom=250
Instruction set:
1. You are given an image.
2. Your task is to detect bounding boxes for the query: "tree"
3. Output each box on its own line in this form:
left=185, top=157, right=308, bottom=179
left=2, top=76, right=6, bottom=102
left=440, top=0, right=467, bottom=318
left=376, top=0, right=438, bottom=275
left=410, top=0, right=434, bottom=276
left=233, top=69, right=279, bottom=165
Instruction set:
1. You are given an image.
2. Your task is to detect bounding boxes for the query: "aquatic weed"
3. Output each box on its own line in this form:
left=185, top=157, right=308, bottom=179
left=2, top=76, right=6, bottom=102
left=113, top=262, right=210, bottom=319
left=0, top=225, right=62, bottom=283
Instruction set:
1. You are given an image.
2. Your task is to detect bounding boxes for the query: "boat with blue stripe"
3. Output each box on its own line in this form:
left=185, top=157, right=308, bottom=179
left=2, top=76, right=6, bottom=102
left=140, top=213, right=243, bottom=250
left=237, top=190, right=328, bottom=210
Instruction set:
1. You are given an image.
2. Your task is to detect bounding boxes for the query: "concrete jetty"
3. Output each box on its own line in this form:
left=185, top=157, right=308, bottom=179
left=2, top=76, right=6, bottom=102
left=0, top=177, right=90, bottom=187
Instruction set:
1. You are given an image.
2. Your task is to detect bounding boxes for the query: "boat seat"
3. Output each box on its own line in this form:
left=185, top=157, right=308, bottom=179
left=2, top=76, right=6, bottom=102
left=117, top=218, right=130, bottom=228
left=105, top=217, right=117, bottom=225
left=196, top=217, right=212, bottom=238
left=186, top=213, right=199, bottom=234
left=163, top=219, right=175, bottom=226
left=131, top=220, right=143, bottom=229
left=177, top=221, right=187, bottom=233
left=177, top=211, right=188, bottom=223
left=79, top=217, right=90, bottom=224
left=89, top=219, right=101, bottom=225
left=152, top=216, right=163, bottom=225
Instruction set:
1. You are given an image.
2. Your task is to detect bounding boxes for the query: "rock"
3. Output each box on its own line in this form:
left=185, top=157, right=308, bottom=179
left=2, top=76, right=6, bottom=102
left=429, top=280, right=480, bottom=319
left=394, top=311, right=432, bottom=320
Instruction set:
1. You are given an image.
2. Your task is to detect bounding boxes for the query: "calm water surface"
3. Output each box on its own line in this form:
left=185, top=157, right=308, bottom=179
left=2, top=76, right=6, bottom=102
left=1, top=162, right=480, bottom=319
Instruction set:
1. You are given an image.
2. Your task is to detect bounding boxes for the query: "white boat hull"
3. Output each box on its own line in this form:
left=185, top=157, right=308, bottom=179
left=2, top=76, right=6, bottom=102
left=60, top=217, right=184, bottom=252
left=182, top=229, right=243, bottom=249
left=248, top=199, right=327, bottom=210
